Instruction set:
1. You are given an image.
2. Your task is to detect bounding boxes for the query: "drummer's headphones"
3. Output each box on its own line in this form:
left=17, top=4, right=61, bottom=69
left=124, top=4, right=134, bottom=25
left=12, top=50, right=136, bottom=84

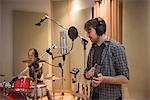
left=95, top=17, right=106, bottom=36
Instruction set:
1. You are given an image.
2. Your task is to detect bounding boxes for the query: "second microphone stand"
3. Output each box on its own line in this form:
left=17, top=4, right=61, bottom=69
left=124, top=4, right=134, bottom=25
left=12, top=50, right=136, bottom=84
left=58, top=54, right=65, bottom=100
left=81, top=37, right=88, bottom=99
left=28, top=58, right=40, bottom=100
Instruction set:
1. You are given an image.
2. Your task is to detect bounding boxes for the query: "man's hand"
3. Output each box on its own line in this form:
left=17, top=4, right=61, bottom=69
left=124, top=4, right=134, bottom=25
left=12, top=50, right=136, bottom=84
left=85, top=67, right=95, bottom=78
left=91, top=73, right=103, bottom=87
left=85, top=64, right=97, bottom=79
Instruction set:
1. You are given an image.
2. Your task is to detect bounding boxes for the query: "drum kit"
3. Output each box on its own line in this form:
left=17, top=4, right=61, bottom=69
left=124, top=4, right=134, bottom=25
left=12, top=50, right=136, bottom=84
left=0, top=59, right=89, bottom=100
left=0, top=59, right=63, bottom=100
left=0, top=74, right=27, bottom=100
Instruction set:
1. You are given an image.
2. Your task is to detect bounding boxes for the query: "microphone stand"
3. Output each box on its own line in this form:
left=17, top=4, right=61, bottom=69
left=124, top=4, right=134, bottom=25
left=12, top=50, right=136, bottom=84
left=58, top=57, right=65, bottom=100
left=79, top=36, right=88, bottom=99
left=34, top=66, right=38, bottom=100
left=28, top=49, right=53, bottom=100
left=28, top=58, right=39, bottom=100
left=80, top=37, right=88, bottom=68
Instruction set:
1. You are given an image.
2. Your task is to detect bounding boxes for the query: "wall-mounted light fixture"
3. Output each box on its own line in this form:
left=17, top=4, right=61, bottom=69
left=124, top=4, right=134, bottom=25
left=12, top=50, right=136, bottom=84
left=70, top=0, right=94, bottom=14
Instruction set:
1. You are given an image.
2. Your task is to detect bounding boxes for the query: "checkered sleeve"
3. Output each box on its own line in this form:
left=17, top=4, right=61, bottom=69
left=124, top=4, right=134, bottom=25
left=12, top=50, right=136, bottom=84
left=113, top=44, right=129, bottom=80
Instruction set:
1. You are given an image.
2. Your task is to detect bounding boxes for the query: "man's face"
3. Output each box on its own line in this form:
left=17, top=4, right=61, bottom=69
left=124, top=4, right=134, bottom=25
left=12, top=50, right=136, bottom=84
left=86, top=27, right=99, bottom=43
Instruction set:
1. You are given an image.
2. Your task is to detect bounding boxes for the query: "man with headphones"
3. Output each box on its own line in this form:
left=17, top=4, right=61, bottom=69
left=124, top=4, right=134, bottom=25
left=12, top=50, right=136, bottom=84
left=83, top=17, right=129, bottom=100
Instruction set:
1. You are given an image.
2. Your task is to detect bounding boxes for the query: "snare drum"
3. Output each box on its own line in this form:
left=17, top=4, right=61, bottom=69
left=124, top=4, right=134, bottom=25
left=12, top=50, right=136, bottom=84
left=14, top=76, right=33, bottom=92
left=28, top=84, right=47, bottom=98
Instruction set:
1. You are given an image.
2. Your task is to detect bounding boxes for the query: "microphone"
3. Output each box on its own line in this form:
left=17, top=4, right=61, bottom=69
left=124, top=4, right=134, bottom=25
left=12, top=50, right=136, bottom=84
left=28, top=57, right=40, bottom=69
left=60, top=31, right=67, bottom=55
left=46, top=44, right=56, bottom=59
left=35, top=15, right=49, bottom=26
left=9, top=76, right=18, bottom=85
left=68, top=26, right=78, bottom=41
left=60, top=31, right=67, bottom=61
left=78, top=35, right=88, bottom=45
left=46, top=48, right=53, bottom=56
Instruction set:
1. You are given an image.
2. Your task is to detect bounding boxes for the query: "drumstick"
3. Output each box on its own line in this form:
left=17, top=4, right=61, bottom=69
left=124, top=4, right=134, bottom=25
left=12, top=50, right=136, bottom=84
left=18, top=67, right=29, bottom=76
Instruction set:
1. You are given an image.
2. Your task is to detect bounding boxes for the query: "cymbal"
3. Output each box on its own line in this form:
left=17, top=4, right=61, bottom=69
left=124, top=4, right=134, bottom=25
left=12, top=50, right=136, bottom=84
left=44, top=75, right=64, bottom=80
left=0, top=74, right=5, bottom=77
left=22, top=59, right=46, bottom=63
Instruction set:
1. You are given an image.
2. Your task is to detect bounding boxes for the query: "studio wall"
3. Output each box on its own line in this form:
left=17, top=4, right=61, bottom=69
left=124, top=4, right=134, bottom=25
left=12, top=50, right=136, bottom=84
left=13, top=11, right=48, bottom=77
left=0, top=0, right=2, bottom=78
left=51, top=0, right=92, bottom=92
left=0, top=0, right=51, bottom=84
left=123, top=0, right=149, bottom=99
left=0, top=0, right=149, bottom=99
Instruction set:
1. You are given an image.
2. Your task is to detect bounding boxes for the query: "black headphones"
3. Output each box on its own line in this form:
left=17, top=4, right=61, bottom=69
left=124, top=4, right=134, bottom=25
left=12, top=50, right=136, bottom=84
left=95, top=17, right=106, bottom=36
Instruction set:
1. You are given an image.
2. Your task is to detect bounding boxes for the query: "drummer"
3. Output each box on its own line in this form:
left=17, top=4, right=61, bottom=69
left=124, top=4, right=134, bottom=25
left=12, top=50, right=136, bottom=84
left=26, top=48, right=43, bottom=82
left=20, top=48, right=52, bottom=100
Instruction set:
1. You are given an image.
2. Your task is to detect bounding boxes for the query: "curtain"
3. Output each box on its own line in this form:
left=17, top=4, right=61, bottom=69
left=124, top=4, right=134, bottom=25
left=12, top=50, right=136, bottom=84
left=94, top=0, right=122, bottom=43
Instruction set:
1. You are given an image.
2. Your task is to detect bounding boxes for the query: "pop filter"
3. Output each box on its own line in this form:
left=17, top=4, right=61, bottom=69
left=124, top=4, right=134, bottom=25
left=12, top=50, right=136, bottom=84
left=68, top=26, right=78, bottom=41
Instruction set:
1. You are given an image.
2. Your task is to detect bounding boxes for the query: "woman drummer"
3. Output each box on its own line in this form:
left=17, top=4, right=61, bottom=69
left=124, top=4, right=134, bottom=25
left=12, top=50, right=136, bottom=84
left=20, top=48, right=52, bottom=100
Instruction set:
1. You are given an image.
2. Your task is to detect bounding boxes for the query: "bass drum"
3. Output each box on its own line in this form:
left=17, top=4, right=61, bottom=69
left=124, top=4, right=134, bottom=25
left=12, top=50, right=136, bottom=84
left=6, top=90, right=27, bottom=100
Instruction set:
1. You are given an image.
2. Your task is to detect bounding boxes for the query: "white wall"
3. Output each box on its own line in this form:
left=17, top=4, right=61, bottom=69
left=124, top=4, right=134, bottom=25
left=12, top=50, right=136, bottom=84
left=0, top=0, right=2, bottom=79
left=0, top=0, right=51, bottom=81
left=123, top=0, right=149, bottom=100
left=148, top=0, right=150, bottom=98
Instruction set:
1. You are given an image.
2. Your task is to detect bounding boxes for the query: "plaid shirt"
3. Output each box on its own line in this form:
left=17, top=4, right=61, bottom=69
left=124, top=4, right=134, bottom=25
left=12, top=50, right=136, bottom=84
left=84, top=40, right=129, bottom=100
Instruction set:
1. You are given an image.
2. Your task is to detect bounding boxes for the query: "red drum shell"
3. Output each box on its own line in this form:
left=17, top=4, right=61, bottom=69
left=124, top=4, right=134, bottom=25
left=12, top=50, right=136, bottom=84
left=6, top=90, right=26, bottom=100
left=14, top=76, right=33, bottom=92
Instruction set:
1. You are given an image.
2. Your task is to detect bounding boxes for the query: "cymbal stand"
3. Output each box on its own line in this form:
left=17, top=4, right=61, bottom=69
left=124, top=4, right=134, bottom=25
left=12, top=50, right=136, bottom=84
left=0, top=75, right=6, bottom=95
left=52, top=79, right=55, bottom=100
left=2, top=80, right=6, bottom=95
left=34, top=70, right=38, bottom=100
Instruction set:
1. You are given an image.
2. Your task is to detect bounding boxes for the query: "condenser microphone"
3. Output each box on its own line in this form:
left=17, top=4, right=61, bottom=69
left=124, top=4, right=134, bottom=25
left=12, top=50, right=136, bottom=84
left=60, top=31, right=67, bottom=55
left=68, top=26, right=78, bottom=41
left=35, top=15, right=49, bottom=26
